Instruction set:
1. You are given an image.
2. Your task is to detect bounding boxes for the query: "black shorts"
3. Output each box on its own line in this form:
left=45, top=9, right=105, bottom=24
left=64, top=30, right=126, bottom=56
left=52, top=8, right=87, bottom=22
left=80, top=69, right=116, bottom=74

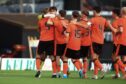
left=56, top=44, right=66, bottom=56
left=92, top=42, right=103, bottom=55
left=80, top=46, right=90, bottom=58
left=112, top=44, right=117, bottom=54
left=118, top=45, right=126, bottom=56
left=65, top=48, right=81, bottom=59
left=37, top=40, right=54, bottom=55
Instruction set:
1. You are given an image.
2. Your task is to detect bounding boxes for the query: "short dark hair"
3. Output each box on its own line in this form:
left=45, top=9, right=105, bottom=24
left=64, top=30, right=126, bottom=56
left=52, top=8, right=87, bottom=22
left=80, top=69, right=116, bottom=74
left=112, top=9, right=120, bottom=16
left=59, top=10, right=66, bottom=17
left=42, top=8, right=49, bottom=14
left=81, top=10, right=89, bottom=16
left=49, top=6, right=57, bottom=12
left=72, top=11, right=80, bottom=18
left=93, top=6, right=101, bottom=13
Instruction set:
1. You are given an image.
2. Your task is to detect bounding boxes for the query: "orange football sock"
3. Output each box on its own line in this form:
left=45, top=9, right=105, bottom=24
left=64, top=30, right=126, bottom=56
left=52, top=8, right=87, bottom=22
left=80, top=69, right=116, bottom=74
left=63, top=61, right=68, bottom=74
left=94, top=64, right=98, bottom=75
left=52, top=60, right=57, bottom=74
left=57, top=65, right=61, bottom=72
left=120, top=67, right=126, bottom=75
left=114, top=62, right=119, bottom=76
left=73, top=60, right=81, bottom=71
left=77, top=60, right=83, bottom=69
left=83, top=60, right=88, bottom=74
left=117, top=59, right=126, bottom=75
left=94, top=59, right=103, bottom=70
left=36, top=57, right=41, bottom=71
left=117, top=59, right=125, bottom=69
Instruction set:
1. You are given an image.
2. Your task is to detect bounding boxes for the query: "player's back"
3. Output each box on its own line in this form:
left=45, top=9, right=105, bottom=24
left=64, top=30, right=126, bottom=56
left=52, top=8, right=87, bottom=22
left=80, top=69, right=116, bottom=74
left=39, top=17, right=54, bottom=41
left=90, top=16, right=107, bottom=44
left=118, top=17, right=126, bottom=46
left=67, top=23, right=81, bottom=50
left=55, top=18, right=69, bottom=44
left=112, top=18, right=120, bottom=45
left=80, top=20, right=91, bottom=46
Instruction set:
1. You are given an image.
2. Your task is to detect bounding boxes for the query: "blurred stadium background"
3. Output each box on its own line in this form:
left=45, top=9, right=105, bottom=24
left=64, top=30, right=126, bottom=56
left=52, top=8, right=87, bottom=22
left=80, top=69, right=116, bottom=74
left=0, top=0, right=126, bottom=72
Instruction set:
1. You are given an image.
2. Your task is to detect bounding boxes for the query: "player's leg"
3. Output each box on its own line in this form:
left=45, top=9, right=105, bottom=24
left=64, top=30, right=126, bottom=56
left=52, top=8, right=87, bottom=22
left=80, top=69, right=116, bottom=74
left=122, top=56, right=126, bottom=71
left=93, top=62, right=98, bottom=79
left=70, top=49, right=83, bottom=78
left=47, top=41, right=57, bottom=78
left=50, top=55, right=57, bottom=78
left=72, top=59, right=82, bottom=71
left=72, top=59, right=83, bottom=78
left=61, top=44, right=69, bottom=78
left=122, top=56, right=126, bottom=79
left=91, top=43, right=106, bottom=79
left=116, top=57, right=126, bottom=78
left=35, top=41, right=47, bottom=78
left=72, top=58, right=82, bottom=71
left=92, top=55, right=103, bottom=79
left=62, top=56, right=68, bottom=78
left=56, top=56, right=61, bottom=77
left=116, top=45, right=126, bottom=79
left=112, top=57, right=120, bottom=79
left=122, top=56, right=126, bottom=80
left=56, top=44, right=66, bottom=78
left=35, top=54, right=42, bottom=78
left=112, top=44, right=120, bottom=79
left=83, top=57, right=88, bottom=78
left=80, top=46, right=89, bottom=78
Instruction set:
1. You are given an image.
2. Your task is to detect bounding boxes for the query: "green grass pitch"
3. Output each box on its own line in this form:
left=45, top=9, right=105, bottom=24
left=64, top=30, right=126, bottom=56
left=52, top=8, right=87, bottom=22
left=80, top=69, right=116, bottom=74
left=0, top=71, right=125, bottom=84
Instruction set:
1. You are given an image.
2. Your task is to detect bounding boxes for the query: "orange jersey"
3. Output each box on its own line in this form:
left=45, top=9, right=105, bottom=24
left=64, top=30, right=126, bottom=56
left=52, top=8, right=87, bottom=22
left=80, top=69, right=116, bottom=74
left=54, top=18, right=69, bottom=44
left=117, top=17, right=126, bottom=46
left=90, top=16, right=108, bottom=44
left=112, top=19, right=120, bottom=45
left=80, top=20, right=91, bottom=46
left=38, top=17, right=54, bottom=41
left=66, top=23, right=81, bottom=50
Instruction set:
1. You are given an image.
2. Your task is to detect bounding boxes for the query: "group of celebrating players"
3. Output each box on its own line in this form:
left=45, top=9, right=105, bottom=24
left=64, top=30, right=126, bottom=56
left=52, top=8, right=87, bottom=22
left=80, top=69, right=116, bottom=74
left=35, top=6, right=126, bottom=79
